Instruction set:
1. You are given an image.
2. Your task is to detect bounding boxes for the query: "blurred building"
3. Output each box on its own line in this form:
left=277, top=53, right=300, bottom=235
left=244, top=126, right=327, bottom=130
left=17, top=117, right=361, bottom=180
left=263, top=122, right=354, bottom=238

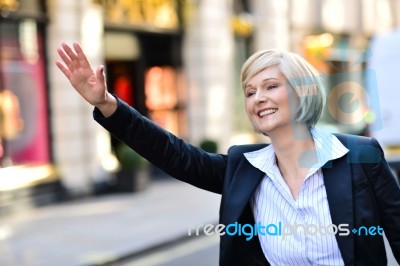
left=0, top=0, right=399, bottom=214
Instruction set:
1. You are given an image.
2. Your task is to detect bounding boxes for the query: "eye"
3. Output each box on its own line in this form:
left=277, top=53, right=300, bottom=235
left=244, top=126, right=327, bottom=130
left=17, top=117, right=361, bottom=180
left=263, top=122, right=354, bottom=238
left=245, top=91, right=255, bottom=97
left=267, top=84, right=278, bottom=90
left=244, top=87, right=255, bottom=97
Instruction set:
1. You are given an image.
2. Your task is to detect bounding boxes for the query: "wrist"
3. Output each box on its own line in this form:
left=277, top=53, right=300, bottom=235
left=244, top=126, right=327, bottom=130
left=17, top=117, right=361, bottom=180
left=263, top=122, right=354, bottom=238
left=96, top=93, right=118, bottom=117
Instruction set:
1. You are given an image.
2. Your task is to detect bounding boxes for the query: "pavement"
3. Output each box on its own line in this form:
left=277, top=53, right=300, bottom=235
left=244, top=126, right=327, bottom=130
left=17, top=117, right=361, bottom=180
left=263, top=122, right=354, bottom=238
left=1, top=176, right=398, bottom=266
left=0, top=178, right=221, bottom=266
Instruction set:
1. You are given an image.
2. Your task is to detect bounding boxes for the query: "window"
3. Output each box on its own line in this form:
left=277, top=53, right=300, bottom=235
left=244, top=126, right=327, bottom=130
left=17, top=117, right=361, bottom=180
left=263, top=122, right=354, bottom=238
left=0, top=19, right=49, bottom=167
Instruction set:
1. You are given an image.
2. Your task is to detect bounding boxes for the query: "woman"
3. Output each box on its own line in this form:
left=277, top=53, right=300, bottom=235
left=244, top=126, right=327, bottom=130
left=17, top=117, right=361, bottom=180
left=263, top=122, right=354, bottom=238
left=56, top=42, right=400, bottom=266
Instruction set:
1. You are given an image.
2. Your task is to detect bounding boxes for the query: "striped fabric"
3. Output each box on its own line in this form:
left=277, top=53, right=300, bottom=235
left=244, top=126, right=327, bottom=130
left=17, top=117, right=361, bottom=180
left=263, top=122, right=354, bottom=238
left=244, top=128, right=349, bottom=265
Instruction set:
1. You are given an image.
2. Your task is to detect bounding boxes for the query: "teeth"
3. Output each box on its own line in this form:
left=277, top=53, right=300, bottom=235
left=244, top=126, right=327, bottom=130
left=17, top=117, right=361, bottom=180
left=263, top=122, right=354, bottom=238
left=259, top=109, right=277, bottom=117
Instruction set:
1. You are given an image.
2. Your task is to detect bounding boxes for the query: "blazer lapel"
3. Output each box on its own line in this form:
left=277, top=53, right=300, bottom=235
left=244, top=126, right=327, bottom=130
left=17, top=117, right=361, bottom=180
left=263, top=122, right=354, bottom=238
left=322, top=155, right=354, bottom=265
left=221, top=143, right=355, bottom=264
left=222, top=157, right=265, bottom=224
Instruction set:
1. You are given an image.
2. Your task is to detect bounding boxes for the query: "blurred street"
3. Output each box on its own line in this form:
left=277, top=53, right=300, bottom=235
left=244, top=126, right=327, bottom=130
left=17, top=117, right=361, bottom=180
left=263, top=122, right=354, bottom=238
left=0, top=176, right=398, bottom=266
left=0, top=178, right=221, bottom=266
left=119, top=233, right=219, bottom=266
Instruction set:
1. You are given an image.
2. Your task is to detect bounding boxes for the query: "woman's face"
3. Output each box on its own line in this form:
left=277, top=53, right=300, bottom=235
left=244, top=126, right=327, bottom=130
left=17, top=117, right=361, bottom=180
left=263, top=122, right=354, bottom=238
left=244, top=66, right=298, bottom=136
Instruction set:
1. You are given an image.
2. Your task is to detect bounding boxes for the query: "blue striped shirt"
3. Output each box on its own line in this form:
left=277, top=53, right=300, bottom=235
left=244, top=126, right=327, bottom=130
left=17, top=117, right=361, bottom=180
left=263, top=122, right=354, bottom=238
left=244, top=128, right=349, bottom=265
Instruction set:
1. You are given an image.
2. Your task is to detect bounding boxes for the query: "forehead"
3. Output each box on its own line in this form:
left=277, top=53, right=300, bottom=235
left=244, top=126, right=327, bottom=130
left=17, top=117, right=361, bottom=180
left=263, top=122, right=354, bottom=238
left=246, top=66, right=285, bottom=87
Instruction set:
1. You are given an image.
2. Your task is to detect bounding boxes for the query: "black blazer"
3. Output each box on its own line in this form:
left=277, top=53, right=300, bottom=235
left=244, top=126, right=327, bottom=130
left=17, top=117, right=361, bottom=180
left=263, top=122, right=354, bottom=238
left=94, top=98, right=400, bottom=266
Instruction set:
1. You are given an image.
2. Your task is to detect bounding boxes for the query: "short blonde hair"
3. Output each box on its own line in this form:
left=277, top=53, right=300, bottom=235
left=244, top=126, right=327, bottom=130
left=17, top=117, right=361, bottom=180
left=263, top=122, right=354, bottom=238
left=240, top=49, right=326, bottom=128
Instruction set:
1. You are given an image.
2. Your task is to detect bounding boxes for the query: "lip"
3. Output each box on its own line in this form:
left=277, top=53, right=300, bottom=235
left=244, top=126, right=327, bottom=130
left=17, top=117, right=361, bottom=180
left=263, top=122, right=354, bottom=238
left=257, top=108, right=278, bottom=117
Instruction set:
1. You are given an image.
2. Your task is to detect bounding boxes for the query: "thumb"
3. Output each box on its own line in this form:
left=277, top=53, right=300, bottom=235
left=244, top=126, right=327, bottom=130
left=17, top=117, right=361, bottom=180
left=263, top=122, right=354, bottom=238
left=96, top=65, right=105, bottom=83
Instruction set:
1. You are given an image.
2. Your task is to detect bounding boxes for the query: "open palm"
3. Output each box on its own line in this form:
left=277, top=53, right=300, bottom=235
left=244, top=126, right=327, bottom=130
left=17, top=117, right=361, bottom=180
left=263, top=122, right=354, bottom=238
left=56, top=42, right=107, bottom=106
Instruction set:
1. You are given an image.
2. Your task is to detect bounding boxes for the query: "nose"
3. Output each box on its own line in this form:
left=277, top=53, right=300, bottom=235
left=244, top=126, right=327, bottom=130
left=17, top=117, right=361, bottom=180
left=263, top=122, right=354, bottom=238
left=255, top=89, right=268, bottom=103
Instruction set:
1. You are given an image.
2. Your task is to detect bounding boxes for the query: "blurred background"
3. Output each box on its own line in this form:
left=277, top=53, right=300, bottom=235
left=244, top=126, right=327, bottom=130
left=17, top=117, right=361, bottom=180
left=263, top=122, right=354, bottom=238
left=0, top=0, right=400, bottom=265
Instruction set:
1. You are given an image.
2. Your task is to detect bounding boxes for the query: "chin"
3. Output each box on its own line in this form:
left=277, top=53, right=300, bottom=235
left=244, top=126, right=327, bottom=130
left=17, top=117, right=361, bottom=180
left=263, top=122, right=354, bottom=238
left=251, top=125, right=271, bottom=136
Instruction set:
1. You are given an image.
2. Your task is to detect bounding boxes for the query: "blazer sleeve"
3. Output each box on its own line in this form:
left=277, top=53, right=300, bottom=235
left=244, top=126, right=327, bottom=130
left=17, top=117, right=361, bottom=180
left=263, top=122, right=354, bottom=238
left=93, top=97, right=227, bottom=194
left=368, top=138, right=400, bottom=262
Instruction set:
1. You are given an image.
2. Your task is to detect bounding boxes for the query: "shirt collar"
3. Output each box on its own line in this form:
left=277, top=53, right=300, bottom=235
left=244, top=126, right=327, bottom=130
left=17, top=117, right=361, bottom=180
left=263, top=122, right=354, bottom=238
left=243, top=128, right=349, bottom=175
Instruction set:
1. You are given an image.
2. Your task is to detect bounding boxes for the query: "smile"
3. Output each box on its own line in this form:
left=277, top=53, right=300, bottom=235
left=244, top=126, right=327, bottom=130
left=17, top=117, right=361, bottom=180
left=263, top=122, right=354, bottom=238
left=258, top=109, right=278, bottom=117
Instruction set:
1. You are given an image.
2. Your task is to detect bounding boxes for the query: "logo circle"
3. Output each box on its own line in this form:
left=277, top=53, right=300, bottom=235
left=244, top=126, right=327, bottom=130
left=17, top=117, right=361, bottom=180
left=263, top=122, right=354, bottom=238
left=327, top=81, right=370, bottom=125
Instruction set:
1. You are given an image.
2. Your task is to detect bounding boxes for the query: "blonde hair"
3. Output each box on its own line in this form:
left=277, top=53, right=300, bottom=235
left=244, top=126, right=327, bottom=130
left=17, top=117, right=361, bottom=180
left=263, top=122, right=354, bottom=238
left=240, top=49, right=326, bottom=128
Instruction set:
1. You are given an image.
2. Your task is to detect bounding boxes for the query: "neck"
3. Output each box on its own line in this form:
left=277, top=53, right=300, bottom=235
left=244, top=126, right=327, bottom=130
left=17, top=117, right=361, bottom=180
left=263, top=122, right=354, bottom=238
left=267, top=124, right=317, bottom=200
left=269, top=124, right=316, bottom=169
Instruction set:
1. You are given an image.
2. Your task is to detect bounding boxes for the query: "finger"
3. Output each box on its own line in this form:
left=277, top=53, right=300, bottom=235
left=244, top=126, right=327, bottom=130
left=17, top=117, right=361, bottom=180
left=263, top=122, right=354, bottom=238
left=73, top=42, right=92, bottom=69
left=55, top=60, right=71, bottom=80
left=57, top=47, right=73, bottom=69
left=62, top=42, right=80, bottom=67
left=61, top=42, right=76, bottom=59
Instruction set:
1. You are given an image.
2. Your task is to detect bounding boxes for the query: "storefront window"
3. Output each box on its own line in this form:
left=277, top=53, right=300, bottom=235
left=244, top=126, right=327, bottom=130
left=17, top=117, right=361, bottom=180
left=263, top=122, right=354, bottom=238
left=145, top=66, right=186, bottom=137
left=103, top=0, right=180, bottom=30
left=0, top=19, right=49, bottom=167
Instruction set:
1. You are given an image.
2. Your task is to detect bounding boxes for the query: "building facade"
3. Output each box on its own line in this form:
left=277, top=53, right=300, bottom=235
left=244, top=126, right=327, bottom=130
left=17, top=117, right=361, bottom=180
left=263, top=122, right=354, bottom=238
left=1, top=0, right=399, bottom=211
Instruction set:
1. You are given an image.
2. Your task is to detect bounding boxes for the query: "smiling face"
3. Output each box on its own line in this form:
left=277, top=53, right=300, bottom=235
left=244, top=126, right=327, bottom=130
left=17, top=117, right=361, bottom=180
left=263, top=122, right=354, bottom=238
left=244, top=66, right=299, bottom=136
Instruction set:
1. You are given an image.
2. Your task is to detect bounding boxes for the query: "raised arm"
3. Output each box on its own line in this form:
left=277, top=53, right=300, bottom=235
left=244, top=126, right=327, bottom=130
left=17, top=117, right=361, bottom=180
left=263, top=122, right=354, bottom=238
left=55, top=42, right=227, bottom=193
left=55, top=42, right=117, bottom=117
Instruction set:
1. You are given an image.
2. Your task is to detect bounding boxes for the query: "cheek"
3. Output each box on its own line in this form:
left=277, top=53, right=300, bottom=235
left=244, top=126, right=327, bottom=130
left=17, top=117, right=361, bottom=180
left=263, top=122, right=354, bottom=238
left=287, top=96, right=300, bottom=116
left=244, top=99, right=252, bottom=114
left=244, top=100, right=257, bottom=124
left=278, top=90, right=298, bottom=115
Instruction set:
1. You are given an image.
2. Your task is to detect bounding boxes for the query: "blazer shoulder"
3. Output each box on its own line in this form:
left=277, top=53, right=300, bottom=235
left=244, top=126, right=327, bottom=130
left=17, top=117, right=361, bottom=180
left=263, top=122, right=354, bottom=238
left=227, top=143, right=268, bottom=158
left=333, top=132, right=374, bottom=145
left=333, top=133, right=384, bottom=164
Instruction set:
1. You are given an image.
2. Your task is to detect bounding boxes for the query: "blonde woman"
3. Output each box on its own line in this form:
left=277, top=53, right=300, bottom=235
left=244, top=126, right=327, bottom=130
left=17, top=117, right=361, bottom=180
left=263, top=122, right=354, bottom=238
left=56, top=42, right=400, bottom=266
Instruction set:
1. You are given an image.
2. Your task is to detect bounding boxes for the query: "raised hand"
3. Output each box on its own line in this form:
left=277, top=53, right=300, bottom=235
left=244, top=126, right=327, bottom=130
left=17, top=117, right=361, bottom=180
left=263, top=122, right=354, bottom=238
left=56, top=42, right=117, bottom=116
